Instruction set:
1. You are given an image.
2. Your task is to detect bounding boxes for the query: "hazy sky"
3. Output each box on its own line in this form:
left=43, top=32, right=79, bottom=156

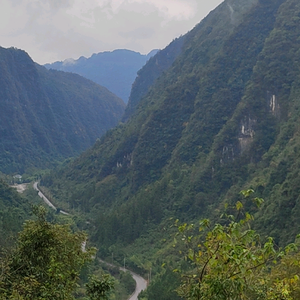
left=0, top=0, right=223, bottom=64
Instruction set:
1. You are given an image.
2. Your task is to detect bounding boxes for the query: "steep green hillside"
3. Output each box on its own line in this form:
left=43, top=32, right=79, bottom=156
left=122, top=37, right=185, bottom=121
left=123, top=0, right=259, bottom=122
left=45, top=49, right=158, bottom=103
left=41, top=0, right=300, bottom=281
left=0, top=180, right=29, bottom=248
left=0, top=47, right=125, bottom=173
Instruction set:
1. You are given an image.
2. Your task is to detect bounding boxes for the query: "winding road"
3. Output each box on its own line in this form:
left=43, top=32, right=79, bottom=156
left=124, top=270, right=148, bottom=300
left=33, top=182, right=148, bottom=300
left=33, top=182, right=69, bottom=215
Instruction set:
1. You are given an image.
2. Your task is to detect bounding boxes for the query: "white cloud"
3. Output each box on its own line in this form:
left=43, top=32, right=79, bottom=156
left=135, top=0, right=197, bottom=20
left=0, top=0, right=223, bottom=64
left=0, top=1, right=29, bottom=35
left=63, top=58, right=77, bottom=66
left=67, top=0, right=197, bottom=22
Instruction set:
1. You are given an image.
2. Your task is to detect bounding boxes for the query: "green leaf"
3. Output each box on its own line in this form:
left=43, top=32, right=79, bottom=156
left=240, top=189, right=254, bottom=198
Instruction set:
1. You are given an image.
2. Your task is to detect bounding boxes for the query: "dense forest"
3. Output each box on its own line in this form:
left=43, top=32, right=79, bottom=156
left=0, top=180, right=29, bottom=249
left=39, top=0, right=300, bottom=298
left=0, top=181, right=137, bottom=300
left=0, top=47, right=125, bottom=174
left=2, top=0, right=300, bottom=298
left=122, top=37, right=185, bottom=121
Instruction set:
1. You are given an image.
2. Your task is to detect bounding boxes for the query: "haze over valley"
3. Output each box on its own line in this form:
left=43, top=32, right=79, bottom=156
left=1, top=0, right=300, bottom=299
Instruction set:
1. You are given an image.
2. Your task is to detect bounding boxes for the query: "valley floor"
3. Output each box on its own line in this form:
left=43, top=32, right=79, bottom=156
left=33, top=181, right=148, bottom=300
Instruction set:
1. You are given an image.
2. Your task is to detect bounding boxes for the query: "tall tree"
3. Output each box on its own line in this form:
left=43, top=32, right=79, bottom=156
left=175, top=191, right=300, bottom=300
left=0, top=206, right=95, bottom=300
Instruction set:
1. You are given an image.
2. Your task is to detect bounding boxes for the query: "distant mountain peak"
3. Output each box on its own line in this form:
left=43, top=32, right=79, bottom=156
left=62, top=58, right=77, bottom=66
left=45, top=49, right=159, bottom=103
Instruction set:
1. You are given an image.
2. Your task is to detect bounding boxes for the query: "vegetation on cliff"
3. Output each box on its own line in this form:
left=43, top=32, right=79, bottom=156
left=36, top=0, right=300, bottom=298
left=0, top=47, right=125, bottom=174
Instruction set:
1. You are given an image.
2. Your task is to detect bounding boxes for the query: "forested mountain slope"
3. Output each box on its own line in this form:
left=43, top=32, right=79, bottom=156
left=45, top=49, right=158, bottom=103
left=122, top=37, right=185, bottom=121
left=0, top=180, right=29, bottom=248
left=43, top=0, right=300, bottom=267
left=0, top=47, right=125, bottom=173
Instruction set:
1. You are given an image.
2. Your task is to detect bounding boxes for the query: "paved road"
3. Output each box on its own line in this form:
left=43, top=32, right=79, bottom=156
left=33, top=182, right=69, bottom=215
left=100, top=260, right=148, bottom=300
left=124, top=269, right=148, bottom=300
left=33, top=182, right=148, bottom=299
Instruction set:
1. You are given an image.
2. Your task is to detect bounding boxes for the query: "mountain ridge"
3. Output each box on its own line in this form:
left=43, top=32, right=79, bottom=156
left=0, top=46, right=125, bottom=173
left=44, top=49, right=158, bottom=103
left=41, top=0, right=300, bottom=288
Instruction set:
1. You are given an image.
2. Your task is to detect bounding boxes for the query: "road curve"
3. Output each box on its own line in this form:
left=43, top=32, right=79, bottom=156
left=100, top=260, right=148, bottom=300
left=123, top=269, right=148, bottom=300
left=33, top=182, right=148, bottom=299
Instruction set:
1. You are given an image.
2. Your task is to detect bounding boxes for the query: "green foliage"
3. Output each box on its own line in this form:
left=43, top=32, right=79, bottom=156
left=0, top=206, right=96, bottom=300
left=0, top=180, right=29, bottom=248
left=139, top=268, right=182, bottom=300
left=123, top=37, right=185, bottom=121
left=119, top=271, right=136, bottom=296
left=40, top=2, right=300, bottom=299
left=0, top=46, right=125, bottom=173
left=175, top=200, right=300, bottom=300
left=42, top=0, right=289, bottom=249
left=86, top=274, right=114, bottom=300
left=267, top=241, right=300, bottom=299
left=90, top=262, right=136, bottom=300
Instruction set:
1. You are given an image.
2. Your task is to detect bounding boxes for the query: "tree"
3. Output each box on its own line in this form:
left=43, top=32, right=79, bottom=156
left=175, top=190, right=300, bottom=300
left=0, top=206, right=96, bottom=300
left=85, top=274, right=114, bottom=300
left=266, top=243, right=300, bottom=300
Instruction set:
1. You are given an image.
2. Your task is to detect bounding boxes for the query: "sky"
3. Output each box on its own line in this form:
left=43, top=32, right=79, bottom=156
left=0, top=0, right=223, bottom=64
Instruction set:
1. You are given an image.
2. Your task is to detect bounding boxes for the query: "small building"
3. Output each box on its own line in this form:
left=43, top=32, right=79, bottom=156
left=13, top=174, right=22, bottom=183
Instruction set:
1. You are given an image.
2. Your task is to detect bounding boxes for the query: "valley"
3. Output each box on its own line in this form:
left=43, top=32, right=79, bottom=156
left=33, top=181, right=147, bottom=300
left=33, top=182, right=69, bottom=215
left=45, top=49, right=158, bottom=103
left=0, top=46, right=125, bottom=174
left=1, top=0, right=300, bottom=299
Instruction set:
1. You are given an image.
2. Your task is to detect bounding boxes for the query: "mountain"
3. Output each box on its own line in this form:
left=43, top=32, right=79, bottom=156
left=0, top=47, right=125, bottom=174
left=41, top=0, right=300, bottom=287
left=0, top=180, right=29, bottom=248
left=122, top=37, right=185, bottom=122
left=44, top=49, right=158, bottom=103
